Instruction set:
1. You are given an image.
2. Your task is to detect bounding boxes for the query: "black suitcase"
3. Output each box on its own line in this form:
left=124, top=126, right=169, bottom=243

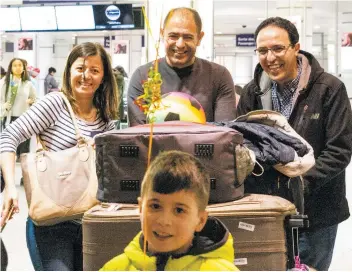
left=94, top=121, right=246, bottom=204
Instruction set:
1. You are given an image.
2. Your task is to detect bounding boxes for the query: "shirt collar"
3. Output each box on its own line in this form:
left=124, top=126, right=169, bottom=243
left=272, top=57, right=302, bottom=94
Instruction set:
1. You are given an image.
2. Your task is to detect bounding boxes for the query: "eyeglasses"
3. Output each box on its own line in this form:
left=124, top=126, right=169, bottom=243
left=254, top=44, right=293, bottom=57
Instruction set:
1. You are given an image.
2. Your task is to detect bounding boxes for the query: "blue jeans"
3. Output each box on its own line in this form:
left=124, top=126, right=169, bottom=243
left=26, top=218, right=83, bottom=271
left=299, top=224, right=338, bottom=271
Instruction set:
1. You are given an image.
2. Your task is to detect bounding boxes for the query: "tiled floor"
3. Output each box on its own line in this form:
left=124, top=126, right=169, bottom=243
left=1, top=162, right=352, bottom=271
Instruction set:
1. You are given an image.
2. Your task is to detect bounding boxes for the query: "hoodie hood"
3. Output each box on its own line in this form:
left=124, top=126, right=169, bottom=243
left=123, top=217, right=234, bottom=271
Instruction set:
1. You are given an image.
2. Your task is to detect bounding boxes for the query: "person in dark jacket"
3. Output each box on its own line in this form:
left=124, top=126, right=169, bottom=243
left=44, top=67, right=59, bottom=95
left=113, top=66, right=128, bottom=121
left=237, top=17, right=352, bottom=271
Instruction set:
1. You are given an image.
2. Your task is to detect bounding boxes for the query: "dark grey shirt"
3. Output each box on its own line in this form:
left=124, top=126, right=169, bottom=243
left=127, top=57, right=237, bottom=126
left=44, top=74, right=59, bottom=95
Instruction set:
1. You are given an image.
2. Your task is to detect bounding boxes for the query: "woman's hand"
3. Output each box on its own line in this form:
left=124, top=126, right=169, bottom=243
left=4, top=102, right=12, bottom=111
left=0, top=152, right=19, bottom=228
left=1, top=183, right=19, bottom=228
left=27, top=98, right=35, bottom=105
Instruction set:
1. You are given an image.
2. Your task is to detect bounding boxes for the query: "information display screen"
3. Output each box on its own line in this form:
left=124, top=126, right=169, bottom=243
left=93, top=4, right=134, bottom=30
left=56, top=5, right=95, bottom=30
left=0, top=8, right=21, bottom=31
left=19, top=6, right=57, bottom=31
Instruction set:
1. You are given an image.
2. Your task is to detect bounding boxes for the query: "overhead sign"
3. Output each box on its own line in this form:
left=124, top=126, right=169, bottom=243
left=93, top=4, right=134, bottom=30
left=236, top=34, right=255, bottom=47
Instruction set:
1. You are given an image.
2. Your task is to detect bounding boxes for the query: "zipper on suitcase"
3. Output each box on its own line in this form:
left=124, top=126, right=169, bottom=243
left=233, top=145, right=241, bottom=188
left=210, top=178, right=216, bottom=190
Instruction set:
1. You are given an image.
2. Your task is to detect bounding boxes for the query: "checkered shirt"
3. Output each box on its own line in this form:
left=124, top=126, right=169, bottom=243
left=271, top=58, right=302, bottom=119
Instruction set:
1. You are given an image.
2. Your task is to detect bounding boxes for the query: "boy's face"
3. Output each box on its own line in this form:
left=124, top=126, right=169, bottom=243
left=139, top=189, right=208, bottom=254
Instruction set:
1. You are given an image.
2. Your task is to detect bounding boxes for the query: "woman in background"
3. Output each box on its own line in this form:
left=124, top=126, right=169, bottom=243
left=113, top=65, right=128, bottom=122
left=0, top=58, right=36, bottom=157
left=0, top=42, right=119, bottom=270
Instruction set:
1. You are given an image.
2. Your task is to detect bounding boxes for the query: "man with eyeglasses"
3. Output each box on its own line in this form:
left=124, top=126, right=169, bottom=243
left=128, top=7, right=237, bottom=126
left=238, top=17, right=352, bottom=271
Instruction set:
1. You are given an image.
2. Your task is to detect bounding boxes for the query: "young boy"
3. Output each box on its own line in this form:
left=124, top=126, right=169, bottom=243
left=101, top=150, right=238, bottom=271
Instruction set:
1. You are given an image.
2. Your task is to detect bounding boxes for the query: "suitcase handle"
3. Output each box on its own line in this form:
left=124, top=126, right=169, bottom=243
left=285, top=214, right=309, bottom=269
left=208, top=200, right=261, bottom=209
left=286, top=214, right=309, bottom=228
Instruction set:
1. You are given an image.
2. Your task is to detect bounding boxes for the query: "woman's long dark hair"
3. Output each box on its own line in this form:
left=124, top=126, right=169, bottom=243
left=4, top=58, right=30, bottom=99
left=61, top=42, right=118, bottom=122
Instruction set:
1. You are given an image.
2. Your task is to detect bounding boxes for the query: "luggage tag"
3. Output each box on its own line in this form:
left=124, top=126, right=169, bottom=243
left=102, top=203, right=139, bottom=212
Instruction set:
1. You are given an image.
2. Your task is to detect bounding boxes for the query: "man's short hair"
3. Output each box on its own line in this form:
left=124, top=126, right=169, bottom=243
left=48, top=67, right=56, bottom=74
left=254, top=17, right=299, bottom=45
left=141, top=150, right=210, bottom=210
left=163, top=7, right=202, bottom=35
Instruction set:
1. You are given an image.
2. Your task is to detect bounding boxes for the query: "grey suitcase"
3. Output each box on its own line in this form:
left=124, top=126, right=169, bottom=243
left=82, top=194, right=298, bottom=271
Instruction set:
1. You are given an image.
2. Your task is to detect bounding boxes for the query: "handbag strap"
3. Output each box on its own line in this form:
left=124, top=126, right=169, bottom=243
left=36, top=92, right=86, bottom=151
left=58, top=92, right=84, bottom=142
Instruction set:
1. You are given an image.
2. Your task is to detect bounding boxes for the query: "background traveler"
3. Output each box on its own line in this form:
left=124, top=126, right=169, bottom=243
left=44, top=67, right=59, bottom=95
left=113, top=65, right=128, bottom=122
left=0, top=58, right=36, bottom=159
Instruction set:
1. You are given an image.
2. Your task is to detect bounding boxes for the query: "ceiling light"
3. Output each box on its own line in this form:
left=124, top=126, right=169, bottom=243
left=216, top=31, right=223, bottom=34
left=313, top=25, right=320, bottom=29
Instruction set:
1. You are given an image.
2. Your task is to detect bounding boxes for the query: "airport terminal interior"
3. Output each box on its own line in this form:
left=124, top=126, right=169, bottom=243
left=1, top=0, right=352, bottom=270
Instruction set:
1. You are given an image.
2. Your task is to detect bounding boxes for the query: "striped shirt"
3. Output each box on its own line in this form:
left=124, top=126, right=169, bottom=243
left=0, top=92, right=115, bottom=153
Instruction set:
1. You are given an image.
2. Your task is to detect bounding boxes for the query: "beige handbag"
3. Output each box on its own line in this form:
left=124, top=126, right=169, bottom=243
left=21, top=92, right=99, bottom=226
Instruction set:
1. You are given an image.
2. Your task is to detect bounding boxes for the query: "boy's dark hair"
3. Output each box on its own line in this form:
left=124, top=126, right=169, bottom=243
left=141, top=150, right=210, bottom=210
left=254, top=17, right=299, bottom=45
left=163, top=7, right=202, bottom=35
left=48, top=67, right=56, bottom=74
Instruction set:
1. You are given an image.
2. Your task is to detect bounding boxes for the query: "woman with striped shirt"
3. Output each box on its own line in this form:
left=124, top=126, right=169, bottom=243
left=0, top=42, right=119, bottom=270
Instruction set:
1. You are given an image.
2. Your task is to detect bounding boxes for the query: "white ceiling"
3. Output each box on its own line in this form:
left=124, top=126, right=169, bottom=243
left=213, top=0, right=352, bottom=46
left=1, top=0, right=352, bottom=43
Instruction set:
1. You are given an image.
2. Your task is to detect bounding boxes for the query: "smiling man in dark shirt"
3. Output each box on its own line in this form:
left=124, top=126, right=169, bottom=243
left=127, top=7, right=237, bottom=126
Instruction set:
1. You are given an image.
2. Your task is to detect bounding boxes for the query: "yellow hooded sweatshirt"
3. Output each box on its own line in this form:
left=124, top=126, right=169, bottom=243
left=101, top=217, right=239, bottom=271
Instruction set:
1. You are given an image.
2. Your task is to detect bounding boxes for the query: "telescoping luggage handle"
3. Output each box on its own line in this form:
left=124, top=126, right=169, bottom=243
left=286, top=214, right=309, bottom=270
